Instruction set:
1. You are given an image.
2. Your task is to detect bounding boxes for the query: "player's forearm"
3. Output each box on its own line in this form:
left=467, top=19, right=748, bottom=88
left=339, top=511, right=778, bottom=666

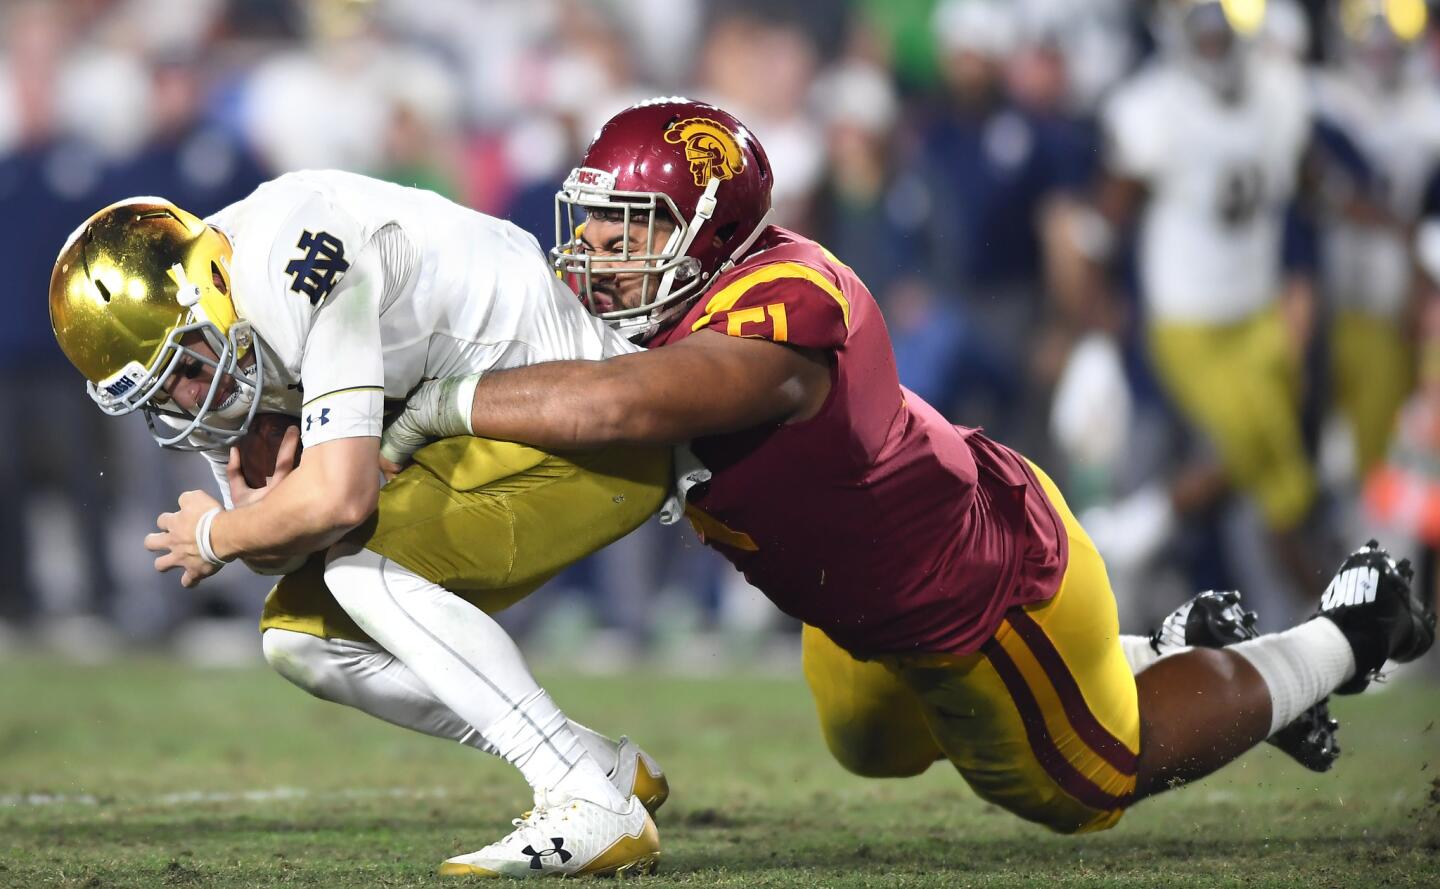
left=465, top=334, right=822, bottom=448
left=466, top=358, right=652, bottom=449
left=209, top=460, right=378, bottom=561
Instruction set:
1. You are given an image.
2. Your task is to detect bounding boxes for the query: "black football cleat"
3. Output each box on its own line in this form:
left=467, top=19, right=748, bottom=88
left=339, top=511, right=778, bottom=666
left=1149, top=589, right=1257, bottom=656
left=1151, top=590, right=1341, bottom=772
left=1265, top=700, right=1341, bottom=772
left=1317, top=540, right=1436, bottom=696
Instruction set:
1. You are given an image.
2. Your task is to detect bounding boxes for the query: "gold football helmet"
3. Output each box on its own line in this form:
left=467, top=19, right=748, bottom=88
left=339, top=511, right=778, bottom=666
left=49, top=197, right=265, bottom=449
left=1153, top=0, right=1265, bottom=99
left=1337, top=0, right=1428, bottom=91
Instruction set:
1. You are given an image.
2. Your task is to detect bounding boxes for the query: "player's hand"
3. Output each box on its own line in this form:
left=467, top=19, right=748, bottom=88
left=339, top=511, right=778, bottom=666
left=227, top=423, right=300, bottom=507
left=145, top=489, right=224, bottom=588
left=379, top=374, right=481, bottom=476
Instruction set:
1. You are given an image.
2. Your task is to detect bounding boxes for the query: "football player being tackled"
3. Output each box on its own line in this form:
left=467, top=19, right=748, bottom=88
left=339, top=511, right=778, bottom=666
left=48, top=174, right=668, bottom=877
left=383, top=98, right=1437, bottom=835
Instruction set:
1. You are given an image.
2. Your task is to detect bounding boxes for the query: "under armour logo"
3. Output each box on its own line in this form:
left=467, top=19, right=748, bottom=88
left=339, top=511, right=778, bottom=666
left=305, top=408, right=330, bottom=432
left=520, top=839, right=572, bottom=870
left=285, top=230, right=350, bottom=305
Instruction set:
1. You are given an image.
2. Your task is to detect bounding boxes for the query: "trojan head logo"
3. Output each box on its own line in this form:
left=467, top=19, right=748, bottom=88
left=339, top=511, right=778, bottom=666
left=664, top=117, right=745, bottom=187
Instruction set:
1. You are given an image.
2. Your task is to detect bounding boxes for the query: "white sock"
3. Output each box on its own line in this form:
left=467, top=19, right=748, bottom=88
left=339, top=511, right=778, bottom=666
left=323, top=547, right=626, bottom=809
left=1231, top=619, right=1357, bottom=735
left=483, top=688, right=604, bottom=802
left=261, top=629, right=624, bottom=770
left=568, top=720, right=621, bottom=775
left=1120, top=634, right=1174, bottom=674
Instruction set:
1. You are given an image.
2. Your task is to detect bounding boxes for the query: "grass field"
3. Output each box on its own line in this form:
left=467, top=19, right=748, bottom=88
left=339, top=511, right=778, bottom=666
left=1, top=657, right=1437, bottom=888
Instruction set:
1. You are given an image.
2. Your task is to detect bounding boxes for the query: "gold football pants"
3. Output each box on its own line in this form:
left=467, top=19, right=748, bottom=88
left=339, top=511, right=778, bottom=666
left=1148, top=306, right=1316, bottom=531
left=259, top=436, right=671, bottom=643
left=802, top=463, right=1140, bottom=834
left=1331, top=310, right=1413, bottom=476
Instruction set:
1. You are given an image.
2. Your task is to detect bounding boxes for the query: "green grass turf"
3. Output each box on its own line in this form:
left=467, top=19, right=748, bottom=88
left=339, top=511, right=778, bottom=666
left=1, top=658, right=1437, bottom=888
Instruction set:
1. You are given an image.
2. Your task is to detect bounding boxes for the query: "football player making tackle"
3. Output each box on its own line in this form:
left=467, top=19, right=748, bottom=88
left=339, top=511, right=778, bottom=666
left=384, top=98, right=1437, bottom=835
left=48, top=172, right=670, bottom=877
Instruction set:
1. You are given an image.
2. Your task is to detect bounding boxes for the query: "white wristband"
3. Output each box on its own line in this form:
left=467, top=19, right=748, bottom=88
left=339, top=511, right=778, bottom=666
left=195, top=506, right=232, bottom=567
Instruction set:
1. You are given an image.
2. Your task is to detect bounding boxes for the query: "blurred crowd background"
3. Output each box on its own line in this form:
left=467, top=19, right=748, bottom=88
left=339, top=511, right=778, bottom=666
left=3, top=0, right=1439, bottom=675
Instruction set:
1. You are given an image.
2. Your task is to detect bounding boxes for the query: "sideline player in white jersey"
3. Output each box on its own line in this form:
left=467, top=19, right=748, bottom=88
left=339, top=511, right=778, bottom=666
left=1068, top=0, right=1321, bottom=603
left=1314, top=0, right=1438, bottom=476
left=49, top=170, right=666, bottom=877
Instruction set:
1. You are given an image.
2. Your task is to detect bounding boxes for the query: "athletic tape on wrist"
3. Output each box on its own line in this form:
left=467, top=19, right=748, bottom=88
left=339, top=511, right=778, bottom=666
left=455, top=375, right=480, bottom=436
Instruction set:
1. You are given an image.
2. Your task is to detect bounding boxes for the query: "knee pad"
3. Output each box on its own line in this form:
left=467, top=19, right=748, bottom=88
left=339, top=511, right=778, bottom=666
left=822, top=722, right=942, bottom=779
left=261, top=627, right=363, bottom=704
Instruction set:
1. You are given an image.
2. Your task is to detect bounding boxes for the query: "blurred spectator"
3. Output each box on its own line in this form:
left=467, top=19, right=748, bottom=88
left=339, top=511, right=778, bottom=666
left=1012, top=0, right=1139, bottom=112
left=238, top=19, right=390, bottom=173
left=498, top=2, right=657, bottom=241
left=910, top=0, right=1097, bottom=450
left=694, top=11, right=825, bottom=228
left=0, top=1, right=118, bottom=633
left=810, top=60, right=917, bottom=294
left=113, top=50, right=269, bottom=215
left=369, top=48, right=465, bottom=199
left=848, top=0, right=947, bottom=93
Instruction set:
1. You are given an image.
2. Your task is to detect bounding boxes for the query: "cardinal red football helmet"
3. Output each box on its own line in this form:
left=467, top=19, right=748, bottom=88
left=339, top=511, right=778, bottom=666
left=552, top=97, right=774, bottom=342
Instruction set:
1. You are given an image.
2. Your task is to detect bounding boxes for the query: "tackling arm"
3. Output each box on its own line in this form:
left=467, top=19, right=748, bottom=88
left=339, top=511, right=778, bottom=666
left=464, top=329, right=832, bottom=449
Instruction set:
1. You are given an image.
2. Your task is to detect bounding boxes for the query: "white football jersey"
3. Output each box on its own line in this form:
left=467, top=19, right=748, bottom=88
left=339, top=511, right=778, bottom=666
left=197, top=169, right=635, bottom=498
left=1103, top=56, right=1311, bottom=324
left=1314, top=71, right=1440, bottom=317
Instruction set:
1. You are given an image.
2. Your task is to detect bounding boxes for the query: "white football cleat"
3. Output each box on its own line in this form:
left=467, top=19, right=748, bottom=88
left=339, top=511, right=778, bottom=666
left=438, top=793, right=660, bottom=878
left=609, top=736, right=669, bottom=815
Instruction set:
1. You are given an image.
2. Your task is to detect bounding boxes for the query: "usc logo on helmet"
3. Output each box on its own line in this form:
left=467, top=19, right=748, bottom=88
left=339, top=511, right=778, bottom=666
left=663, top=117, right=745, bottom=187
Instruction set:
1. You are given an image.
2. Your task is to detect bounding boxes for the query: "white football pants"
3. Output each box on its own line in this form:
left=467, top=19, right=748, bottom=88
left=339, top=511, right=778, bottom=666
left=261, top=545, right=623, bottom=806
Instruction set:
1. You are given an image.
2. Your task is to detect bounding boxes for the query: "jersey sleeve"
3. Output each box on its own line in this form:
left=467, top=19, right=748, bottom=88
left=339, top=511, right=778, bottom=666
left=688, top=262, right=851, bottom=350
left=296, top=245, right=386, bottom=448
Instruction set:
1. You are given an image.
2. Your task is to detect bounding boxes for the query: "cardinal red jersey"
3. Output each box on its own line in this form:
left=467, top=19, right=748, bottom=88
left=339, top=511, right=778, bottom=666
left=650, top=227, right=1069, bottom=657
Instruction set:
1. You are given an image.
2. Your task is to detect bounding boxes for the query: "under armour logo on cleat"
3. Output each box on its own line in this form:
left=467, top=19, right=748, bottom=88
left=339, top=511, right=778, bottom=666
left=521, top=839, right=572, bottom=870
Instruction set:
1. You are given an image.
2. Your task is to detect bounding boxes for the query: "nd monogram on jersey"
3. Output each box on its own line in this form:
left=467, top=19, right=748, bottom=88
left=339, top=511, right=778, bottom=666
left=1103, top=56, right=1311, bottom=324
left=1315, top=71, right=1440, bottom=317
left=197, top=170, right=637, bottom=502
